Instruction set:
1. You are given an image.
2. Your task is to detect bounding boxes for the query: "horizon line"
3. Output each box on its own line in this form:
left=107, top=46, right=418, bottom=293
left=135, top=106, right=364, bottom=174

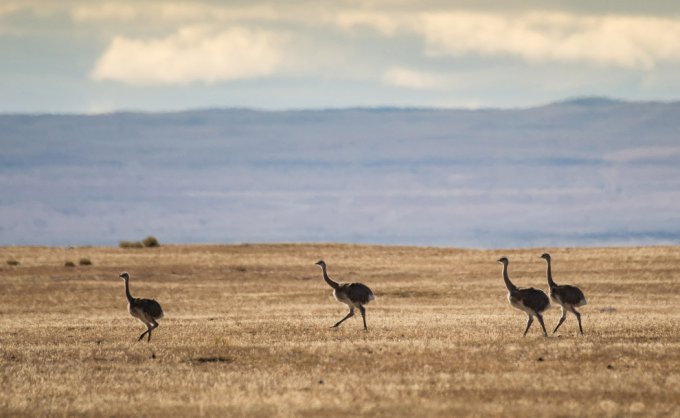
left=3, top=96, right=679, bottom=117
left=2, top=241, right=678, bottom=252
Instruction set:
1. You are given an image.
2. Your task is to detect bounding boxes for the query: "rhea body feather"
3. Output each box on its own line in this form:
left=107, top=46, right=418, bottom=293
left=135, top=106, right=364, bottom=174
left=128, top=298, right=164, bottom=324
left=334, top=282, right=375, bottom=308
left=508, top=288, right=550, bottom=316
left=550, top=285, right=587, bottom=307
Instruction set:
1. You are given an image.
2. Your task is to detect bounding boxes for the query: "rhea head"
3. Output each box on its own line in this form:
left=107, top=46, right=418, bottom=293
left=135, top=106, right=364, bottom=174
left=540, top=253, right=551, bottom=261
left=119, top=272, right=130, bottom=280
left=314, top=260, right=326, bottom=268
left=497, top=256, right=509, bottom=265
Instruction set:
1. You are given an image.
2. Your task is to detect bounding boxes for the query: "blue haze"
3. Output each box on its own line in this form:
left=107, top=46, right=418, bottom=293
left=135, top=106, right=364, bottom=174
left=1, top=98, right=680, bottom=248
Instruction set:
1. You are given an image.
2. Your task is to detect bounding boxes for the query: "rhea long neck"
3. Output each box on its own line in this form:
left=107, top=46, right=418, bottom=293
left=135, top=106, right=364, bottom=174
left=545, top=259, right=557, bottom=288
left=502, top=263, right=518, bottom=293
left=123, top=278, right=133, bottom=303
left=320, top=265, right=339, bottom=289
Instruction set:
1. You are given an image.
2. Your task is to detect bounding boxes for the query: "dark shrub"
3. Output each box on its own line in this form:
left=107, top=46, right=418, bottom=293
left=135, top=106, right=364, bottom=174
left=119, top=241, right=144, bottom=249
left=79, top=258, right=92, bottom=266
left=6, top=259, right=19, bottom=266
left=142, top=236, right=160, bottom=248
left=64, top=261, right=76, bottom=267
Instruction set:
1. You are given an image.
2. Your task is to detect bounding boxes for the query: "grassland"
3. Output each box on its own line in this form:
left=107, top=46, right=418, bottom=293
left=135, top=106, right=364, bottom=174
left=1, top=244, right=680, bottom=417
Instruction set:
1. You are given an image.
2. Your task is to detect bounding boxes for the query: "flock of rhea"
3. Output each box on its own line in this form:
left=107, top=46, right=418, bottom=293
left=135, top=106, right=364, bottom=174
left=118, top=252, right=585, bottom=342
left=499, top=253, right=587, bottom=337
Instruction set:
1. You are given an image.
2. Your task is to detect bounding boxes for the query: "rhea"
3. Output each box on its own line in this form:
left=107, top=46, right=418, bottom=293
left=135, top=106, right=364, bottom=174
left=498, top=257, right=550, bottom=337
left=540, top=253, right=587, bottom=335
left=119, top=272, right=164, bottom=342
left=315, top=260, right=375, bottom=331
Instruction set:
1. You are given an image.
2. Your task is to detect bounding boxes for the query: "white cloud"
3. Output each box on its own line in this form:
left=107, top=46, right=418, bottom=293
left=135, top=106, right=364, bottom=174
left=418, top=12, right=680, bottom=69
left=0, top=3, right=21, bottom=16
left=334, top=10, right=680, bottom=69
left=71, top=2, right=280, bottom=23
left=71, top=3, right=139, bottom=22
left=334, top=10, right=407, bottom=36
left=91, top=26, right=285, bottom=85
left=383, top=67, right=448, bottom=89
left=0, top=1, right=75, bottom=17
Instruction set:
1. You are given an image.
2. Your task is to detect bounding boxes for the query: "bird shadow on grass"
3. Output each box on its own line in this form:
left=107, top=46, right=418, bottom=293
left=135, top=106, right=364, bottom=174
left=192, top=356, right=234, bottom=364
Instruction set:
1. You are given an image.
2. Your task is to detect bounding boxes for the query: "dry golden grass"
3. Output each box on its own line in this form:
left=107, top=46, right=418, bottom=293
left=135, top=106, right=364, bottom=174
left=1, top=244, right=680, bottom=417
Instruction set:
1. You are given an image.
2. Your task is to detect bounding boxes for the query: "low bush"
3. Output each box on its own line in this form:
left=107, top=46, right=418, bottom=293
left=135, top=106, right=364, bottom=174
left=79, top=258, right=92, bottom=266
left=6, top=259, right=19, bottom=266
left=119, top=236, right=160, bottom=249
left=64, top=261, right=76, bottom=267
left=142, top=236, right=160, bottom=248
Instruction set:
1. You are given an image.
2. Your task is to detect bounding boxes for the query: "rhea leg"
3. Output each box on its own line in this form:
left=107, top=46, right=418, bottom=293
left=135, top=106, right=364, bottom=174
left=147, top=320, right=159, bottom=342
left=536, top=314, right=548, bottom=337
left=332, top=308, right=355, bottom=328
left=571, top=308, right=584, bottom=335
left=138, top=323, right=151, bottom=341
left=523, top=315, right=534, bottom=336
left=358, top=305, right=367, bottom=331
left=553, top=308, right=567, bottom=334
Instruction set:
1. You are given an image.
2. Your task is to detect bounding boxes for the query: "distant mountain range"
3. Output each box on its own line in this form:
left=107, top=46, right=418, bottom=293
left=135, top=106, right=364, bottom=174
left=2, top=98, right=680, bottom=247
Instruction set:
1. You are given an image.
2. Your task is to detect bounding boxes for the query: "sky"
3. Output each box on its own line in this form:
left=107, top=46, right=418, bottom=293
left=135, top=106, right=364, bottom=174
left=2, top=0, right=680, bottom=113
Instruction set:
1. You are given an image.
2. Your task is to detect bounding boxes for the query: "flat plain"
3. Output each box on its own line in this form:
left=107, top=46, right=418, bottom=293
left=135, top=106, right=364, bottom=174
left=1, top=244, right=679, bottom=417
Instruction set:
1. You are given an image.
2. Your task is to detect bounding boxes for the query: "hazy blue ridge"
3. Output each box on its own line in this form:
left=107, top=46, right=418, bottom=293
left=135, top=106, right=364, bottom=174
left=1, top=100, right=680, bottom=248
